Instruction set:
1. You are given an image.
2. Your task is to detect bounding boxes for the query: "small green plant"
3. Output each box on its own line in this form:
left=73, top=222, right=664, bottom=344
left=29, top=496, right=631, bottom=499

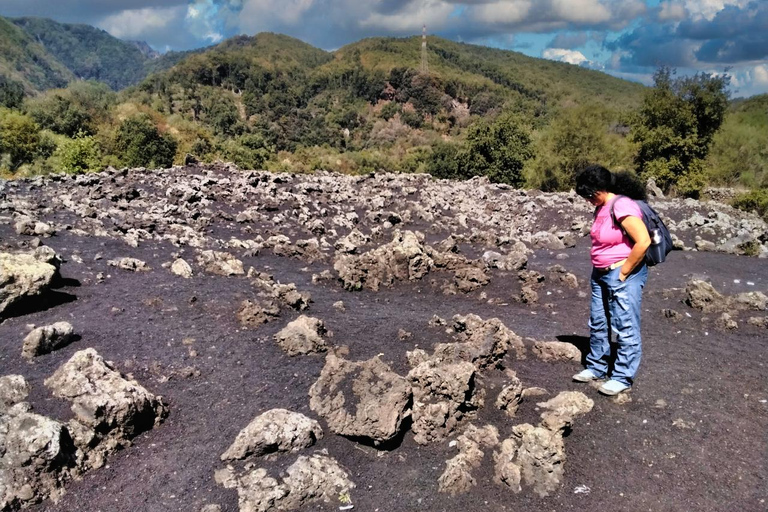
left=731, top=189, right=768, bottom=221
left=338, top=491, right=352, bottom=504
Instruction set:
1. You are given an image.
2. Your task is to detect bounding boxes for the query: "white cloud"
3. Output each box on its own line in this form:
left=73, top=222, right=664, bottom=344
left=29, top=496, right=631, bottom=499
left=684, top=0, right=750, bottom=20
left=473, top=0, right=533, bottom=24
left=658, top=1, right=687, bottom=21
left=361, top=0, right=456, bottom=32
left=551, top=0, right=611, bottom=24
left=97, top=6, right=185, bottom=39
left=469, top=0, right=643, bottom=31
left=752, top=64, right=768, bottom=86
left=543, top=48, right=589, bottom=65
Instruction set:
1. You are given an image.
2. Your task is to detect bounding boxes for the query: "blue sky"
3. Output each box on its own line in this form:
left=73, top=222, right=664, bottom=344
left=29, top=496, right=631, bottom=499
left=1, top=0, right=766, bottom=96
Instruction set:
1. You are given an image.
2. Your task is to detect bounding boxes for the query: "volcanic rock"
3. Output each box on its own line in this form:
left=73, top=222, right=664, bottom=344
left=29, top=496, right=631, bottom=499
left=274, top=316, right=328, bottom=356
left=221, top=409, right=323, bottom=460
left=0, top=250, right=59, bottom=315
left=438, top=424, right=499, bottom=495
left=44, top=348, right=168, bottom=469
left=309, top=354, right=410, bottom=445
left=237, top=299, right=281, bottom=328
left=0, top=375, right=30, bottom=413
left=171, top=258, right=193, bottom=278
left=217, top=453, right=354, bottom=512
left=685, top=279, right=726, bottom=311
left=0, top=408, right=76, bottom=509
left=22, top=321, right=74, bottom=359
left=495, top=372, right=523, bottom=418
left=407, top=358, right=481, bottom=444
left=197, top=251, right=244, bottom=276
left=107, top=257, right=148, bottom=272
left=531, top=340, right=581, bottom=363
left=537, top=391, right=594, bottom=432
left=494, top=391, right=593, bottom=496
left=444, top=314, right=526, bottom=367
left=334, top=230, right=433, bottom=291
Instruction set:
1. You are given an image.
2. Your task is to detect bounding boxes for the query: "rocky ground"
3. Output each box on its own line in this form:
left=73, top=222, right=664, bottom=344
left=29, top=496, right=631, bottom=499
left=0, top=164, right=766, bottom=512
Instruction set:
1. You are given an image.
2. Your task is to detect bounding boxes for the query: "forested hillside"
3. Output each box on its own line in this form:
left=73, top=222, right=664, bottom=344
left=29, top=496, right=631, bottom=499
left=0, top=17, right=74, bottom=93
left=0, top=16, right=199, bottom=92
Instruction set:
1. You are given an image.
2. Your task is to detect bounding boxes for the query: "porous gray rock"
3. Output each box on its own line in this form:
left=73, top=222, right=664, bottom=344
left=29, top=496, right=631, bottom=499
left=249, top=271, right=312, bottom=311
left=495, top=372, right=523, bottom=418
left=334, top=228, right=370, bottom=254
left=14, top=216, right=55, bottom=237
left=453, top=266, right=490, bottom=293
left=197, top=250, right=244, bottom=276
left=170, top=258, right=193, bottom=278
left=407, top=358, right=481, bottom=444
left=732, top=291, right=767, bottom=311
left=334, top=230, right=433, bottom=291
left=44, top=348, right=168, bottom=469
left=0, top=375, right=30, bottom=413
left=494, top=391, right=593, bottom=497
left=237, top=299, right=281, bottom=328
left=443, top=314, right=526, bottom=367
left=274, top=316, right=328, bottom=356
left=685, top=279, right=726, bottom=311
left=531, top=340, right=581, bottom=363
left=0, top=408, right=76, bottom=509
left=309, top=354, right=410, bottom=445
left=537, top=391, right=594, bottom=432
left=715, top=312, right=738, bottom=330
left=438, top=424, right=499, bottom=495
left=217, top=454, right=355, bottom=512
left=494, top=424, right=564, bottom=496
left=107, top=257, right=148, bottom=271
left=22, top=322, right=74, bottom=359
left=221, top=409, right=323, bottom=460
left=0, top=251, right=59, bottom=315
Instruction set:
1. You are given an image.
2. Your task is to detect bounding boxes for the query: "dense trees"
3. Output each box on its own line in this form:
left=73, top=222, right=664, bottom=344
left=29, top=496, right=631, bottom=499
left=114, top=115, right=177, bottom=168
left=0, top=108, right=39, bottom=170
left=631, top=67, right=729, bottom=196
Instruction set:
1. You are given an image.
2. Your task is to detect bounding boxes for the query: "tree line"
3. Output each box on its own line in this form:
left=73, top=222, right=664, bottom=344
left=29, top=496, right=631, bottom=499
left=0, top=63, right=765, bottom=217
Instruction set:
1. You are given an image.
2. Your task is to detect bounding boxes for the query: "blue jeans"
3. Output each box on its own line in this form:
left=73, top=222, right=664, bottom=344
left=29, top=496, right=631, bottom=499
left=586, top=264, right=648, bottom=386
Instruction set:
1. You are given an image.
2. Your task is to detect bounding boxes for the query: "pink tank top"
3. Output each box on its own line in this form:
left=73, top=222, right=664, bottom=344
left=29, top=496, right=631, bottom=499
left=590, top=196, right=642, bottom=268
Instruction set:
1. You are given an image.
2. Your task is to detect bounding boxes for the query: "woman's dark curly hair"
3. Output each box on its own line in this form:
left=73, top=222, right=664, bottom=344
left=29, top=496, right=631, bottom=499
left=575, top=164, right=647, bottom=201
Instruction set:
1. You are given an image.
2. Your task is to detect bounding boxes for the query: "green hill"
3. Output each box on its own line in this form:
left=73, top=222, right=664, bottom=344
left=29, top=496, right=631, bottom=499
left=10, top=17, right=149, bottom=90
left=329, top=37, right=646, bottom=109
left=0, top=16, right=74, bottom=93
left=0, top=15, right=197, bottom=93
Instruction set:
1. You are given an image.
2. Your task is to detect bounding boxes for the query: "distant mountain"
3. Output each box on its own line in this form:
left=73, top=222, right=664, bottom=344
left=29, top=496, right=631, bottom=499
left=10, top=17, right=161, bottom=90
left=127, top=40, right=160, bottom=60
left=0, top=16, right=74, bottom=93
left=0, top=15, right=196, bottom=93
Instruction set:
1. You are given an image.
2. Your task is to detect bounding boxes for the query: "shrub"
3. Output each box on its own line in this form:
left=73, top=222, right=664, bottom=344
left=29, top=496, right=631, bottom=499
left=631, top=67, right=729, bottom=196
left=114, top=114, right=177, bottom=168
left=731, top=189, right=768, bottom=221
left=0, top=108, right=39, bottom=171
left=57, top=131, right=102, bottom=174
left=457, top=112, right=534, bottom=186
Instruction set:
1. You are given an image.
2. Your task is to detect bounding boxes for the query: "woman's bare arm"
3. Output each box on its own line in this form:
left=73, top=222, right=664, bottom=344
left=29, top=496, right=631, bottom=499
left=619, top=216, right=651, bottom=281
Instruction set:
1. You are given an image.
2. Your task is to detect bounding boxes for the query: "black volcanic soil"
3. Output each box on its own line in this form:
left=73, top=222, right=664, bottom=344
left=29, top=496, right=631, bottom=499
left=1, top=167, right=766, bottom=512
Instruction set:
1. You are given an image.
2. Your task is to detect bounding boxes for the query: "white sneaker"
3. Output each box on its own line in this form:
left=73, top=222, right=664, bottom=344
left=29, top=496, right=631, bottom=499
left=598, top=380, right=630, bottom=396
left=572, top=369, right=600, bottom=382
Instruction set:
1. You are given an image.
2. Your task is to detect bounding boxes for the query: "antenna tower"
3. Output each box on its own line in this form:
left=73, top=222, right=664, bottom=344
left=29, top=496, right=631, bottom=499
left=420, top=24, right=428, bottom=74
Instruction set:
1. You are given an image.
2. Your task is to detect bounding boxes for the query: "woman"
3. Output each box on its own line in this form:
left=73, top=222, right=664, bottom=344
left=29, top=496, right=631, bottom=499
left=572, top=164, right=651, bottom=396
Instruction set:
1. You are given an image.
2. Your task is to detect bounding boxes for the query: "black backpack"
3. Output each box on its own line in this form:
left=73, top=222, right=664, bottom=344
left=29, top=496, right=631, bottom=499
left=610, top=196, right=673, bottom=266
